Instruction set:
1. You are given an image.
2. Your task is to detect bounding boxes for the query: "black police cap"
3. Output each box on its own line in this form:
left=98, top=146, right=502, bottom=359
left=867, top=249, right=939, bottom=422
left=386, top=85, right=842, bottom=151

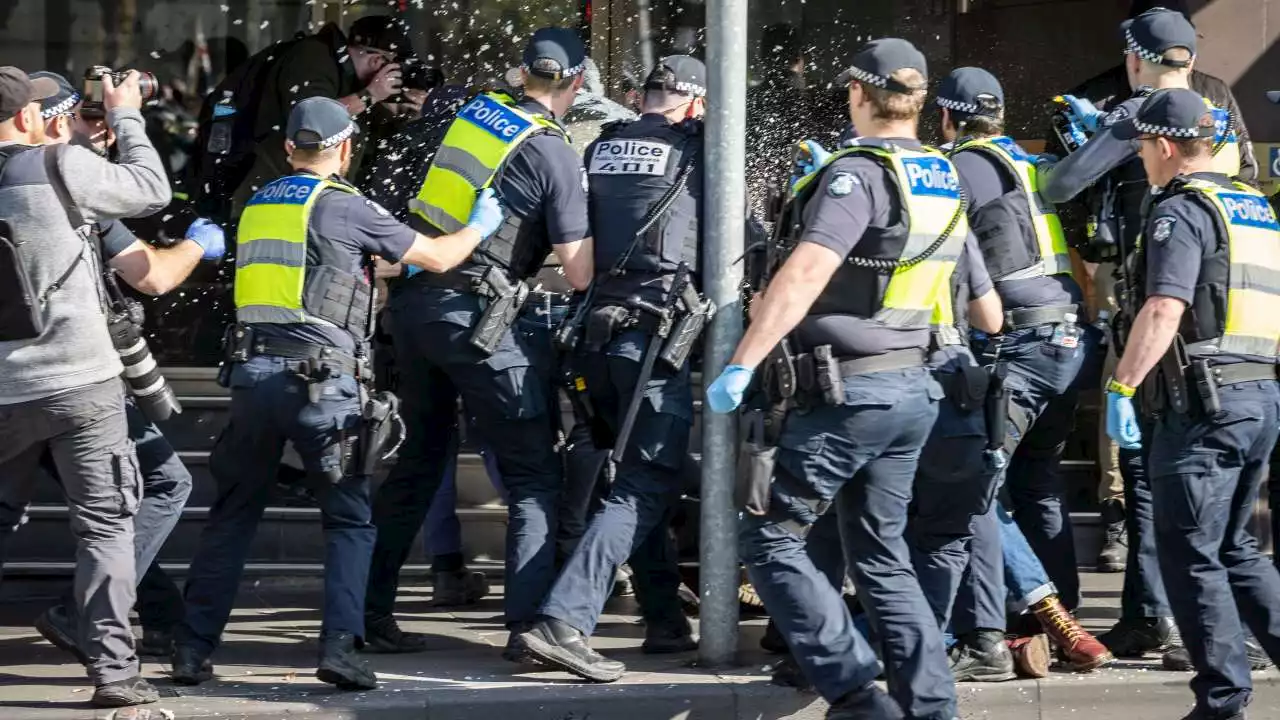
left=837, top=38, right=927, bottom=95
left=1121, top=7, right=1196, bottom=68
left=522, top=27, right=586, bottom=81
left=644, top=55, right=707, bottom=98
left=1112, top=87, right=1215, bottom=141
left=936, top=67, right=1003, bottom=118
left=286, top=96, right=359, bottom=150
left=30, top=71, right=80, bottom=120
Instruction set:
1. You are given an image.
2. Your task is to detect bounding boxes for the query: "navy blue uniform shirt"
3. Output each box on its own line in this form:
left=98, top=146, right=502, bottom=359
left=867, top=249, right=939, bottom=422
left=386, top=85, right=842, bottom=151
left=1039, top=95, right=1146, bottom=206
left=950, top=143, right=1081, bottom=310
left=256, top=175, right=415, bottom=353
left=796, top=137, right=985, bottom=356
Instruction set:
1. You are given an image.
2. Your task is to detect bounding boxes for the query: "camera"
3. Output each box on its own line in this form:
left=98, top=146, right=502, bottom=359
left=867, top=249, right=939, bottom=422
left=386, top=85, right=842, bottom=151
left=80, top=66, right=159, bottom=118
left=104, top=277, right=182, bottom=422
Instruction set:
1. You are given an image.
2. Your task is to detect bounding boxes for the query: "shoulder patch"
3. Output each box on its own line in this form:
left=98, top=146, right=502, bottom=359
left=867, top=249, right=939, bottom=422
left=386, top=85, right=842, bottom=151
left=1152, top=216, right=1175, bottom=244
left=827, top=172, right=859, bottom=197
left=1104, top=104, right=1130, bottom=126
left=364, top=199, right=391, bottom=217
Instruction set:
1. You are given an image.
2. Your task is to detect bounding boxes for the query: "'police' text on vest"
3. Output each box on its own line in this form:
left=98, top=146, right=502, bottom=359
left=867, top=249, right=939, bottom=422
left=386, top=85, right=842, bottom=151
left=589, top=139, right=672, bottom=176
left=459, top=95, right=533, bottom=142
left=1220, top=193, right=1280, bottom=231
left=902, top=157, right=960, bottom=199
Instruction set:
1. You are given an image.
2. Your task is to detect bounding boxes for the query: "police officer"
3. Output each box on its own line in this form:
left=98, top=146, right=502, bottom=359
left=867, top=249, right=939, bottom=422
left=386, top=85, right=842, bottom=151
left=1105, top=87, right=1280, bottom=720
left=514, top=55, right=709, bottom=681
left=937, top=67, right=1112, bottom=673
left=363, top=27, right=593, bottom=658
left=170, top=97, right=505, bottom=690
left=708, top=38, right=961, bottom=720
left=1037, top=7, right=1241, bottom=658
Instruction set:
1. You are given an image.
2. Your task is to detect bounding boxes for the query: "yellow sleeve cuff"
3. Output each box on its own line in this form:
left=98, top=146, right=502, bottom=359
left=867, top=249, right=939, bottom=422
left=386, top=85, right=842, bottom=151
left=1106, top=377, right=1136, bottom=398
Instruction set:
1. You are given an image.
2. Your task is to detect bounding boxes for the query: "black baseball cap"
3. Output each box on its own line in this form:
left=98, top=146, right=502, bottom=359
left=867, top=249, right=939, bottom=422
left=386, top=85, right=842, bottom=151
left=644, top=55, right=707, bottom=98
left=522, top=27, right=587, bottom=81
left=936, top=67, right=1003, bottom=118
left=1112, top=87, right=1215, bottom=141
left=348, top=15, right=413, bottom=57
left=31, top=71, right=80, bottom=120
left=1121, top=7, right=1196, bottom=68
left=837, top=38, right=928, bottom=94
left=286, top=96, right=359, bottom=150
left=0, top=67, right=58, bottom=122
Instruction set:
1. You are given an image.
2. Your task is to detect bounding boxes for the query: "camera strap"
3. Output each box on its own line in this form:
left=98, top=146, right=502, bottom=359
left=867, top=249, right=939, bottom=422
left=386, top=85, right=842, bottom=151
left=42, top=145, right=106, bottom=312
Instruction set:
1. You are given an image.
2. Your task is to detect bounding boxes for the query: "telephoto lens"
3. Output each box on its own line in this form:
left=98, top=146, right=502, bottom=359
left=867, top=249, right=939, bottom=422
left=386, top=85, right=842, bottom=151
left=107, top=299, right=182, bottom=422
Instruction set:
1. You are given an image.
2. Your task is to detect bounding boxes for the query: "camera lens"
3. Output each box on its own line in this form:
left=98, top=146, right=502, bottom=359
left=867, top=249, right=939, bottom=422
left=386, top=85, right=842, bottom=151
left=108, top=312, right=182, bottom=422
left=134, top=72, right=159, bottom=102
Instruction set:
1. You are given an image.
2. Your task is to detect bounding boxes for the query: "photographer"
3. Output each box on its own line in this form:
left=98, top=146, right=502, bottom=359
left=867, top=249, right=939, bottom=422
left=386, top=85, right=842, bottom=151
left=0, top=66, right=170, bottom=708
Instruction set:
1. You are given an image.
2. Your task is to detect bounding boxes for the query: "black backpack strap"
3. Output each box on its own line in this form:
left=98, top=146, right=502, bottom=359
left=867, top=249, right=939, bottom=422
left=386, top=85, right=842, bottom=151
left=39, top=145, right=96, bottom=303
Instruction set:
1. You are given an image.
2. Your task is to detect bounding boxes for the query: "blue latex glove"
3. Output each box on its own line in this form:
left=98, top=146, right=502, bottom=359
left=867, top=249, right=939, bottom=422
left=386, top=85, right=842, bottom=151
left=1105, top=391, right=1143, bottom=450
left=706, top=364, right=755, bottom=414
left=797, top=139, right=832, bottom=177
left=185, top=217, right=226, bottom=260
left=466, top=187, right=505, bottom=239
left=1060, top=95, right=1103, bottom=133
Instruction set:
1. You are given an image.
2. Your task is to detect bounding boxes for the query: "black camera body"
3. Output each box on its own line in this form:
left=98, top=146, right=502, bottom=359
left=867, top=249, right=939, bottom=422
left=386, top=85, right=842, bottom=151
left=81, top=66, right=159, bottom=118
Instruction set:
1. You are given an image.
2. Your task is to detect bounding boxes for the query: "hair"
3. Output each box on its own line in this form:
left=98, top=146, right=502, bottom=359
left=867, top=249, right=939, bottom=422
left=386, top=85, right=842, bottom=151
left=1137, top=46, right=1193, bottom=76
left=523, top=72, right=577, bottom=95
left=861, top=68, right=927, bottom=122
left=955, top=113, right=1005, bottom=138
left=1167, top=112, right=1216, bottom=159
left=289, top=144, right=342, bottom=165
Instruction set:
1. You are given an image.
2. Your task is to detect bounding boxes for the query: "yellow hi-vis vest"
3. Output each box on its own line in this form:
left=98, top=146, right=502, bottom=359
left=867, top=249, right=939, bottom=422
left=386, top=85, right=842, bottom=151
left=1174, top=178, right=1280, bottom=361
left=409, top=92, right=563, bottom=234
left=950, top=135, right=1072, bottom=278
left=1205, top=98, right=1243, bottom=179
left=234, top=174, right=357, bottom=325
left=793, top=144, right=970, bottom=330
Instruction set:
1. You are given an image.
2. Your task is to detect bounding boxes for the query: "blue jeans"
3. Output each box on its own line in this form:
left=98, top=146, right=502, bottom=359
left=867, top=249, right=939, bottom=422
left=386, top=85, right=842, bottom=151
left=1150, top=380, right=1280, bottom=718
left=540, top=331, right=690, bottom=634
left=180, top=355, right=372, bottom=654
left=740, top=368, right=954, bottom=719
left=953, top=499, right=1057, bottom=635
left=420, top=436, right=506, bottom=569
left=1119, top=424, right=1171, bottom=619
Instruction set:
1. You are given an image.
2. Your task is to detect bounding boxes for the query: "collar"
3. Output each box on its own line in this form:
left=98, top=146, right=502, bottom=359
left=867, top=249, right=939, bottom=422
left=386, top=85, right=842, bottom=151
left=846, top=136, right=924, bottom=151
left=519, top=97, right=557, bottom=120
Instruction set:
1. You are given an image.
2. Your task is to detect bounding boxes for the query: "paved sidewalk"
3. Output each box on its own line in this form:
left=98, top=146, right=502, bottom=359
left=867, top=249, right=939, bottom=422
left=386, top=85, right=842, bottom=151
left=0, top=573, right=1277, bottom=719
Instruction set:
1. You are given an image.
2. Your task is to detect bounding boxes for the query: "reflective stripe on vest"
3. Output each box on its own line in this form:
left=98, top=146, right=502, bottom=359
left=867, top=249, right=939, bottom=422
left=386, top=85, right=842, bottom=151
left=796, top=144, right=970, bottom=330
left=952, top=136, right=1072, bottom=279
left=1181, top=179, right=1280, bottom=360
left=234, top=174, right=358, bottom=325
left=1206, top=98, right=1243, bottom=179
left=409, top=93, right=563, bottom=234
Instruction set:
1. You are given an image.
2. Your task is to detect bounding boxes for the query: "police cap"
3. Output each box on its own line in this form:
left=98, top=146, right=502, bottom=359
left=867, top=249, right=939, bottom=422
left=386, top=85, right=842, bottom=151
left=936, top=67, right=1003, bottom=119
left=1112, top=87, right=1215, bottom=141
left=1121, top=8, right=1196, bottom=68
left=349, top=15, right=413, bottom=58
left=644, top=55, right=707, bottom=98
left=30, top=71, right=80, bottom=120
left=286, top=96, right=359, bottom=150
left=522, top=27, right=587, bottom=82
left=837, top=38, right=927, bottom=95
left=0, top=67, right=58, bottom=123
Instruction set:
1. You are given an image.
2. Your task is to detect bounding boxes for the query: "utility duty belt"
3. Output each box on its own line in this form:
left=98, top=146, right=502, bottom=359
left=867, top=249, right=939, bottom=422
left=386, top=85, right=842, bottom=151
left=416, top=264, right=530, bottom=356
left=222, top=324, right=363, bottom=378
left=568, top=276, right=713, bottom=374
left=1148, top=335, right=1279, bottom=417
left=1004, top=304, right=1080, bottom=331
left=765, top=345, right=925, bottom=408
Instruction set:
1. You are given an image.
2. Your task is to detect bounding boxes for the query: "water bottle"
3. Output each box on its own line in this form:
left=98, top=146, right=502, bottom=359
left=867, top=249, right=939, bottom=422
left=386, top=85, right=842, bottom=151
left=1093, top=310, right=1111, bottom=349
left=1050, top=312, right=1081, bottom=349
left=207, top=91, right=236, bottom=156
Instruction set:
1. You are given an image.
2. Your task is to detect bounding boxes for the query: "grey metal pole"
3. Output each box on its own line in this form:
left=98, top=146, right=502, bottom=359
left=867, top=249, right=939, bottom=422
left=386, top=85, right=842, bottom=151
left=699, top=0, right=747, bottom=669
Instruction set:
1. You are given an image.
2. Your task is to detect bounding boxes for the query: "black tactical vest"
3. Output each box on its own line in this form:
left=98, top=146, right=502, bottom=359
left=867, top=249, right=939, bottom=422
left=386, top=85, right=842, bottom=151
left=587, top=117, right=702, bottom=303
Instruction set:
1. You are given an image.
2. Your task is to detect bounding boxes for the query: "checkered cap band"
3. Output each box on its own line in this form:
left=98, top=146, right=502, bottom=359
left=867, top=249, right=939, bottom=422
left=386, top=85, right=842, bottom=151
left=846, top=65, right=888, bottom=89
left=41, top=92, right=79, bottom=119
left=1132, top=119, right=1204, bottom=138
left=319, top=122, right=356, bottom=149
left=521, top=60, right=586, bottom=80
left=1124, top=28, right=1190, bottom=66
left=937, top=96, right=980, bottom=114
left=673, top=81, right=706, bottom=97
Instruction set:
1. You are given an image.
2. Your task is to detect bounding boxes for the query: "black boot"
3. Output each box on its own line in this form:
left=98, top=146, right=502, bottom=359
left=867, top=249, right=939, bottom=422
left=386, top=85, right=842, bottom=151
left=515, top=617, right=626, bottom=683
left=316, top=632, right=378, bottom=691
left=770, top=655, right=813, bottom=691
left=1100, top=616, right=1176, bottom=657
left=642, top=619, right=696, bottom=654
left=361, top=613, right=430, bottom=654
left=92, top=676, right=160, bottom=708
left=760, top=619, right=788, bottom=654
left=1096, top=500, right=1128, bottom=573
left=170, top=644, right=214, bottom=686
left=825, top=682, right=905, bottom=720
left=139, top=627, right=175, bottom=658
left=34, top=604, right=88, bottom=665
left=949, top=630, right=1016, bottom=682
left=431, top=569, right=490, bottom=607
left=1164, top=634, right=1272, bottom=672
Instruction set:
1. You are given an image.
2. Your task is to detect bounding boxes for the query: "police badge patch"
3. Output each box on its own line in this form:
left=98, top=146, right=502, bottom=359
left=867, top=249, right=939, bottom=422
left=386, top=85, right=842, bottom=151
left=828, top=172, right=858, bottom=197
left=1104, top=104, right=1129, bottom=126
left=1152, top=216, right=1175, bottom=244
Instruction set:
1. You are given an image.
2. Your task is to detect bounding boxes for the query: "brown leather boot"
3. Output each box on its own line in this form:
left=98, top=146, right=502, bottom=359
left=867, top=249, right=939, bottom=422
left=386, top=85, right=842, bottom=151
left=1008, top=634, right=1050, bottom=678
left=1031, top=596, right=1114, bottom=671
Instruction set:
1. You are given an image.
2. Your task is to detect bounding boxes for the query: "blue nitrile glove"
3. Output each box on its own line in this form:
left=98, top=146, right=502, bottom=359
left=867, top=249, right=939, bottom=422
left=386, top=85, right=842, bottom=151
left=706, top=364, right=755, bottom=414
left=1060, top=95, right=1103, bottom=133
left=1106, top=391, right=1143, bottom=450
left=466, top=187, right=505, bottom=239
left=798, top=140, right=832, bottom=175
left=185, top=217, right=226, bottom=260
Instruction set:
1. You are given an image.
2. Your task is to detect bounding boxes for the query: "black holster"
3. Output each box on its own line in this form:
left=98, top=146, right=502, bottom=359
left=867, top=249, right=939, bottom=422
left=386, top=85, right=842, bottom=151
left=736, top=408, right=777, bottom=516
left=1153, top=336, right=1191, bottom=415
left=217, top=323, right=256, bottom=388
left=585, top=304, right=631, bottom=353
left=358, top=390, right=403, bottom=478
left=1191, top=358, right=1222, bottom=417
left=470, top=266, right=529, bottom=355
left=984, top=363, right=1009, bottom=452
left=659, top=282, right=714, bottom=372
left=943, top=363, right=990, bottom=413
